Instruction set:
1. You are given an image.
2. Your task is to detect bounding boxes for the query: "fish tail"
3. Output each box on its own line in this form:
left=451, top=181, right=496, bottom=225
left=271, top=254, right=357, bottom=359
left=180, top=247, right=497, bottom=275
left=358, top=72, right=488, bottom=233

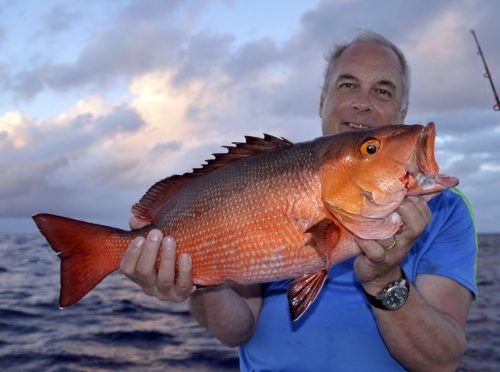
left=32, top=213, right=143, bottom=308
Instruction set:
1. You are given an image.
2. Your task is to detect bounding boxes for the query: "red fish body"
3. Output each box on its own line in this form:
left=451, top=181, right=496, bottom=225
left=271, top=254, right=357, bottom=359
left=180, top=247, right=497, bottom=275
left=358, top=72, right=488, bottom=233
left=33, top=123, right=458, bottom=320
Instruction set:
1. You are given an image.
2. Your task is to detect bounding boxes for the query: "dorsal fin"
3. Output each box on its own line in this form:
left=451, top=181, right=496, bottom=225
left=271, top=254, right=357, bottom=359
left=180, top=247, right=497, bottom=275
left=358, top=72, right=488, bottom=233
left=131, top=134, right=293, bottom=222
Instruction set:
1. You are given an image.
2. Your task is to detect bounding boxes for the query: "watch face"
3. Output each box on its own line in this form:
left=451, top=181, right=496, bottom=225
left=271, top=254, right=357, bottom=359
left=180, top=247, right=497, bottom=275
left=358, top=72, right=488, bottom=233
left=382, top=285, right=408, bottom=310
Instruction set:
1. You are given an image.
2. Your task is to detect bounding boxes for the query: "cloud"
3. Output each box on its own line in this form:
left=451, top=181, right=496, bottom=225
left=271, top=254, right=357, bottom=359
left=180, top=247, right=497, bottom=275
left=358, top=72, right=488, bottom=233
left=173, top=32, right=234, bottom=84
left=1, top=63, right=241, bottom=221
left=43, top=4, right=80, bottom=33
left=151, top=140, right=183, bottom=156
left=95, top=105, right=144, bottom=134
left=225, top=38, right=281, bottom=79
left=0, top=100, right=146, bottom=218
left=404, top=5, right=492, bottom=112
left=10, top=1, right=205, bottom=99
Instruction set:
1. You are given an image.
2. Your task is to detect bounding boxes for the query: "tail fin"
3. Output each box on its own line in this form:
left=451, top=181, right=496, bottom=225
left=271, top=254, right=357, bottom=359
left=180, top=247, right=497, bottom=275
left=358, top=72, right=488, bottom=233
left=33, top=213, right=136, bottom=308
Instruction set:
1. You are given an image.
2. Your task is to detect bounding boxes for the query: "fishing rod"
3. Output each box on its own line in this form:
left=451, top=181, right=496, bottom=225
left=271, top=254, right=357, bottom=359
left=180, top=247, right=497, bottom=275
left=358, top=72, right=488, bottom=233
left=470, top=29, right=500, bottom=111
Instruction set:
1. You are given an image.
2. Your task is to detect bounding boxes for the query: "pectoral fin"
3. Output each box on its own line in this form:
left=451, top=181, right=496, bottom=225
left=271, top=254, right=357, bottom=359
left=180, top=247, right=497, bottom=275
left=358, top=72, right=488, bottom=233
left=287, top=269, right=328, bottom=321
left=305, top=218, right=340, bottom=269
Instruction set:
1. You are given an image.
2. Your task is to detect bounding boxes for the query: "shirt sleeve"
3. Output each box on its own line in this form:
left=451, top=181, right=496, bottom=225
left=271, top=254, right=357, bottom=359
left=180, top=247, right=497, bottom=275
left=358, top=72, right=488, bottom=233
left=416, top=189, right=478, bottom=298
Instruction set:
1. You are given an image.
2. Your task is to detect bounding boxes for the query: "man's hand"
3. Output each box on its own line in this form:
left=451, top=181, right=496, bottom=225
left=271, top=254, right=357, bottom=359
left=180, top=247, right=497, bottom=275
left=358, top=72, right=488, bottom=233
left=120, top=220, right=196, bottom=302
left=354, top=196, right=431, bottom=294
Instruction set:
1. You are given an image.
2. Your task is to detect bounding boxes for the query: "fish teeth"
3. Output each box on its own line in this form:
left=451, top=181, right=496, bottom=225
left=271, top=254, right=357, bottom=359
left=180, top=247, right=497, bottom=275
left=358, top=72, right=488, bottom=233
left=416, top=173, right=437, bottom=190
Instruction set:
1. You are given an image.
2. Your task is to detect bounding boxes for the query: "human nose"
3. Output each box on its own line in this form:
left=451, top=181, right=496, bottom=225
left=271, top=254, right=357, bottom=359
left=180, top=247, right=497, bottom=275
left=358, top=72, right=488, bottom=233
left=352, top=91, right=372, bottom=112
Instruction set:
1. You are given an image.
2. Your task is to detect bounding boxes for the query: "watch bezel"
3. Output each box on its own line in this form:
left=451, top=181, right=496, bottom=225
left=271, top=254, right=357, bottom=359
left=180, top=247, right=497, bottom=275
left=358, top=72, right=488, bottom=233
left=364, top=269, right=410, bottom=311
left=379, top=281, right=409, bottom=310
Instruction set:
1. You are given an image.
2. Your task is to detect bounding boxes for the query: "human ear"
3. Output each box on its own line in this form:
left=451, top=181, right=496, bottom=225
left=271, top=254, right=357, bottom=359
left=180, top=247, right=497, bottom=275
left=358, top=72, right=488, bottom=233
left=319, top=94, right=325, bottom=118
left=398, top=107, right=408, bottom=123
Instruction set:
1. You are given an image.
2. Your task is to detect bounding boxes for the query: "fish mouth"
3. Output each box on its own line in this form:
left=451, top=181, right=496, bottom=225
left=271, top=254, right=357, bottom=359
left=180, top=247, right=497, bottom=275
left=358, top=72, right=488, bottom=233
left=402, top=122, right=459, bottom=194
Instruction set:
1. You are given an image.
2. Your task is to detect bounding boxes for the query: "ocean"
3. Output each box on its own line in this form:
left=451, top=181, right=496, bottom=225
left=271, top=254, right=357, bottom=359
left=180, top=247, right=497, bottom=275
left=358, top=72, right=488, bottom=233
left=0, top=233, right=498, bottom=371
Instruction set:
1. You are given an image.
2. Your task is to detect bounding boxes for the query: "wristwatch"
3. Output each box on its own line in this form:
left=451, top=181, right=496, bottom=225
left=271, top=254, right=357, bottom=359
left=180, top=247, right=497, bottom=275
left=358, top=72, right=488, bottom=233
left=364, top=269, right=410, bottom=310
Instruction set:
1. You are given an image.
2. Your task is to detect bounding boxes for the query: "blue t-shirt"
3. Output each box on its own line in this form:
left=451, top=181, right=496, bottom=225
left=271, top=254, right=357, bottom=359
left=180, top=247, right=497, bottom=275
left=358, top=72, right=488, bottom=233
left=239, top=189, right=478, bottom=371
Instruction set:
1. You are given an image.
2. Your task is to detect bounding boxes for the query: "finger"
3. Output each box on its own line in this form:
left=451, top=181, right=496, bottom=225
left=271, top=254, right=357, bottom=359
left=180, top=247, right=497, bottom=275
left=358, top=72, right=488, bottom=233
left=398, top=196, right=431, bottom=235
left=156, top=236, right=177, bottom=294
left=398, top=198, right=425, bottom=229
left=175, top=253, right=195, bottom=298
left=120, top=236, right=145, bottom=278
left=377, top=237, right=396, bottom=250
left=129, top=216, right=151, bottom=230
left=406, top=195, right=430, bottom=210
left=135, top=229, right=163, bottom=285
left=422, top=191, right=440, bottom=202
left=355, top=238, right=386, bottom=264
left=409, top=196, right=432, bottom=223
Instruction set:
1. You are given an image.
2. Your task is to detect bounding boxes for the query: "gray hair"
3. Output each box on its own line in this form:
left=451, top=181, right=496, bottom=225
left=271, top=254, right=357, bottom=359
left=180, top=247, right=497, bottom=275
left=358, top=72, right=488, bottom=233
left=321, top=30, right=410, bottom=110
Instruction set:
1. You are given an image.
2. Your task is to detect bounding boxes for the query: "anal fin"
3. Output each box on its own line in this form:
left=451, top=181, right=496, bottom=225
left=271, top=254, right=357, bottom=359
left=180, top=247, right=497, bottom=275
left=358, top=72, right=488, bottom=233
left=287, top=269, right=328, bottom=321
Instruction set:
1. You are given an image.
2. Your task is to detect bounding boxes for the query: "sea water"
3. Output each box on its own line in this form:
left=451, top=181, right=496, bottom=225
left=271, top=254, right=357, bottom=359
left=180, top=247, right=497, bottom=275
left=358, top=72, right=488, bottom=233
left=0, top=233, right=498, bottom=371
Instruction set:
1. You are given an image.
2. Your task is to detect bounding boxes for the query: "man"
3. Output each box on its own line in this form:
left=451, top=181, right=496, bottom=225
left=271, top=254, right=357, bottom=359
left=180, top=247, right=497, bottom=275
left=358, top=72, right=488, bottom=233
left=120, top=31, right=477, bottom=371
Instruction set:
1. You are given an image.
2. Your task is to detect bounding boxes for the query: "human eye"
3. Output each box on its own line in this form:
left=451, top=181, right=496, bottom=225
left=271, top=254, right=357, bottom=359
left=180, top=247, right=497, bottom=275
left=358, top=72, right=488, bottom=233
left=338, top=81, right=355, bottom=90
left=376, top=88, right=393, bottom=100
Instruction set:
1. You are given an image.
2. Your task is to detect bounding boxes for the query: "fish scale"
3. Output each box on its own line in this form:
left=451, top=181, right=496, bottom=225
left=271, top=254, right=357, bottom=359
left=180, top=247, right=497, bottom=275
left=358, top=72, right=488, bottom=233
left=149, top=142, right=325, bottom=285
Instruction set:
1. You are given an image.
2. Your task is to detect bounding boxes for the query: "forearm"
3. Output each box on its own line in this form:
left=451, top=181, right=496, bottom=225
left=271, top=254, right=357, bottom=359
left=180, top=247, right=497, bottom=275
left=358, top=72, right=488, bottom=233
left=372, top=282, right=467, bottom=371
left=190, top=283, right=262, bottom=347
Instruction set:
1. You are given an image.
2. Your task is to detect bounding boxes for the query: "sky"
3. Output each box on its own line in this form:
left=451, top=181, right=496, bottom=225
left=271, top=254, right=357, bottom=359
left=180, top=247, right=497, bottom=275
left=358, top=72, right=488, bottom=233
left=1, top=0, right=499, bottom=233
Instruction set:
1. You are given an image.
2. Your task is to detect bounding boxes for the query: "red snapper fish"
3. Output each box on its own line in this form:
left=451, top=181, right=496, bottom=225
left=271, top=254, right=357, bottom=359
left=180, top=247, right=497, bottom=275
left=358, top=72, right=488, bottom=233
left=33, top=123, right=458, bottom=320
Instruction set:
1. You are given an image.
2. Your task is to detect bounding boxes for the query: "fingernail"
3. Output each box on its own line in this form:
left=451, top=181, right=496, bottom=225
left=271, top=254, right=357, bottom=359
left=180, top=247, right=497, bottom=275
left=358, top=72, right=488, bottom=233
left=148, top=229, right=162, bottom=242
left=163, top=236, right=175, bottom=251
left=134, top=236, right=145, bottom=248
left=180, top=253, right=190, bottom=266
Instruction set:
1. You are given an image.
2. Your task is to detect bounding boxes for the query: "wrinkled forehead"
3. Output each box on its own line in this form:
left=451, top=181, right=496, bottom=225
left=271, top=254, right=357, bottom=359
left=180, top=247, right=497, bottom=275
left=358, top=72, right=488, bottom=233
left=332, top=42, right=404, bottom=88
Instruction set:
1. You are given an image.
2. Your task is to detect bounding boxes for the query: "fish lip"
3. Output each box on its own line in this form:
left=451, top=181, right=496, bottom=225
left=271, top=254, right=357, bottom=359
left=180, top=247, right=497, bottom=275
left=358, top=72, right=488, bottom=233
left=416, top=123, right=437, bottom=174
left=403, top=124, right=436, bottom=187
left=403, top=123, right=459, bottom=192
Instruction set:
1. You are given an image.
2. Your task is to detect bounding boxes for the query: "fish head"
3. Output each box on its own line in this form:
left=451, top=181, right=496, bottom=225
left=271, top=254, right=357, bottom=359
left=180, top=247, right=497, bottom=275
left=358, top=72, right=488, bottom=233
left=318, top=122, right=458, bottom=239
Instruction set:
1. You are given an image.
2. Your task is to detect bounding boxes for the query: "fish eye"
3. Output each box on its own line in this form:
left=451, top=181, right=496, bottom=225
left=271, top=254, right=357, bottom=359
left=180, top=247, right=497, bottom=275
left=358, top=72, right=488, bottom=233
left=359, top=139, right=380, bottom=156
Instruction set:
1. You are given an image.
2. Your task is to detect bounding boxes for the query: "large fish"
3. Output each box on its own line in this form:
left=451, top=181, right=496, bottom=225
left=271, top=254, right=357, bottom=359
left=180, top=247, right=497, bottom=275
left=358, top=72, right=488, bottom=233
left=33, top=123, right=458, bottom=320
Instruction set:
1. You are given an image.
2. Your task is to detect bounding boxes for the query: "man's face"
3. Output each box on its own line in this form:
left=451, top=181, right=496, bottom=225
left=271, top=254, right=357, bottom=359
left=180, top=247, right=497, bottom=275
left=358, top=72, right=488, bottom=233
left=320, top=42, right=407, bottom=135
